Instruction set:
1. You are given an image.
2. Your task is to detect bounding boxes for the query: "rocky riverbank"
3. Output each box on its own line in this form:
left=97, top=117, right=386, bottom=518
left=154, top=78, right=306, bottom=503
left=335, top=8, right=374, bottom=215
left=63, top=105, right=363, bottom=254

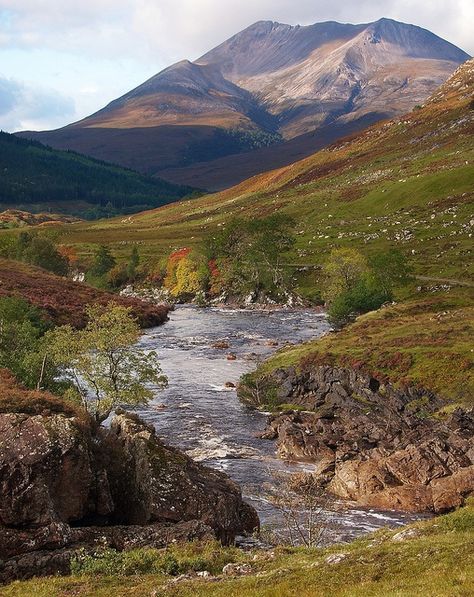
left=238, top=365, right=474, bottom=513
left=0, top=409, right=258, bottom=583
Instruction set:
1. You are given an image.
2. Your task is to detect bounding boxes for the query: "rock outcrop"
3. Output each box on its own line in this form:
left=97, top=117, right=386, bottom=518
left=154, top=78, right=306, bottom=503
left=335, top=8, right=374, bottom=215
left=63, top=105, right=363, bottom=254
left=244, top=365, right=474, bottom=513
left=0, top=411, right=258, bottom=583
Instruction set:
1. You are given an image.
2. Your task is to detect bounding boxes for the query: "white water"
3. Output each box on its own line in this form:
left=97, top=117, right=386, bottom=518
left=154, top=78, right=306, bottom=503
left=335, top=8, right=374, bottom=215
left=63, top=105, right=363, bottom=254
left=136, top=306, right=423, bottom=544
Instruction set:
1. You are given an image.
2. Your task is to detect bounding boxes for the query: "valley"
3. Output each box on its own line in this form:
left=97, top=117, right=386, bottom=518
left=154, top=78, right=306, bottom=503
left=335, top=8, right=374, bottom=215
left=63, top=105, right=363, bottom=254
left=0, top=13, right=473, bottom=597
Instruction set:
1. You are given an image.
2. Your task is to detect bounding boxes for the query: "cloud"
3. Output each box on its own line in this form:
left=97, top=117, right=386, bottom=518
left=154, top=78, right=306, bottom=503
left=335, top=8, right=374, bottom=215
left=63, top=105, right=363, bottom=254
left=1, top=0, right=472, bottom=61
left=0, top=1, right=472, bottom=131
left=0, top=75, right=75, bottom=131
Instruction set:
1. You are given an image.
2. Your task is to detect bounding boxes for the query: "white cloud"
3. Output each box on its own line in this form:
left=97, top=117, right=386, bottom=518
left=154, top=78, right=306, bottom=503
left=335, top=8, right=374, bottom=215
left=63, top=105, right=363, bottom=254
left=0, top=75, right=75, bottom=131
left=1, top=0, right=472, bottom=60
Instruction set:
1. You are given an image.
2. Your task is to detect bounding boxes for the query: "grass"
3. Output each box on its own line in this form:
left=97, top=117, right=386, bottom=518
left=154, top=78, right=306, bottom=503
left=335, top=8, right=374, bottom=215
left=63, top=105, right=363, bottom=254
left=3, top=500, right=474, bottom=596
left=252, top=290, right=474, bottom=406
left=0, top=369, right=88, bottom=423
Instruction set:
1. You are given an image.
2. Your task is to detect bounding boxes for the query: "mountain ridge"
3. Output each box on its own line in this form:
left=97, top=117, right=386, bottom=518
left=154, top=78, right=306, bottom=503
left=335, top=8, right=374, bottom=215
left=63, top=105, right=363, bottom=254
left=18, top=18, right=470, bottom=191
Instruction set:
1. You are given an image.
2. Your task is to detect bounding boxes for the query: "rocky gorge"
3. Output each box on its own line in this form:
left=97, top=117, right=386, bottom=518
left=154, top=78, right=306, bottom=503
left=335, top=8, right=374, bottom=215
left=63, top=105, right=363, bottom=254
left=239, top=365, right=474, bottom=513
left=0, top=406, right=258, bottom=583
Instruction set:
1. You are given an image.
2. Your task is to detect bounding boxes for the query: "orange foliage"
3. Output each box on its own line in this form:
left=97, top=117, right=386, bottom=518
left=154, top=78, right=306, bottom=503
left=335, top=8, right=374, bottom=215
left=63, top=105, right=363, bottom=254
left=57, top=244, right=79, bottom=266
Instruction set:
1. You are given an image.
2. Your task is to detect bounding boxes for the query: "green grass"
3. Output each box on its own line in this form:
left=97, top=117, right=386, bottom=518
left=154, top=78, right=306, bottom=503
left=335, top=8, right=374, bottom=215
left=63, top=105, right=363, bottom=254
left=4, top=500, right=474, bottom=596
left=251, top=291, right=474, bottom=406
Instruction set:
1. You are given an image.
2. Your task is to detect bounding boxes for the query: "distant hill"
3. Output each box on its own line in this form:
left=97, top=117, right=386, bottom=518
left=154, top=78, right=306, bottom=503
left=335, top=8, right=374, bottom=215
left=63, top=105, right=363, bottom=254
left=0, top=132, right=194, bottom=218
left=0, top=209, right=80, bottom=228
left=19, top=18, right=470, bottom=191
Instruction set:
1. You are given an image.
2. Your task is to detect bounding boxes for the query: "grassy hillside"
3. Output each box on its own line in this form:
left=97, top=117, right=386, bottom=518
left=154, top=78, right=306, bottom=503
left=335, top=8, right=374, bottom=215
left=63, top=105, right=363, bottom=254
left=253, top=293, right=474, bottom=406
left=54, top=61, right=473, bottom=290
left=0, top=132, right=193, bottom=218
left=4, top=500, right=474, bottom=596
left=42, top=59, right=474, bottom=407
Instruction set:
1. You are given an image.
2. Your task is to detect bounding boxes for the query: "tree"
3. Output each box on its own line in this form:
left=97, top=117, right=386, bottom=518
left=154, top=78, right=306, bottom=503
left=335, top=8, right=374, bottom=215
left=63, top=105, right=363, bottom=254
left=0, top=297, right=59, bottom=391
left=163, top=248, right=209, bottom=300
left=257, top=471, right=330, bottom=547
left=327, top=278, right=388, bottom=326
left=7, top=231, right=69, bottom=276
left=369, top=249, right=412, bottom=296
left=172, top=257, right=202, bottom=298
left=22, top=236, right=69, bottom=276
left=90, top=245, right=116, bottom=277
left=206, top=214, right=295, bottom=299
left=324, top=248, right=411, bottom=327
left=46, top=303, right=167, bottom=424
left=322, top=248, right=368, bottom=305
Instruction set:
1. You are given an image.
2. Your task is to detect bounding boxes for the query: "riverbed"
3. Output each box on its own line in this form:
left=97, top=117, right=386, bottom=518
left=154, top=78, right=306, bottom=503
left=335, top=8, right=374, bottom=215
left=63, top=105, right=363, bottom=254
left=137, top=305, right=422, bottom=544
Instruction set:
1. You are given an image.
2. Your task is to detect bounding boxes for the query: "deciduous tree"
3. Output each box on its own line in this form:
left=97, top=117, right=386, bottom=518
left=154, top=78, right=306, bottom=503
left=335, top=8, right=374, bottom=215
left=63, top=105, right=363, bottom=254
left=47, top=303, right=167, bottom=424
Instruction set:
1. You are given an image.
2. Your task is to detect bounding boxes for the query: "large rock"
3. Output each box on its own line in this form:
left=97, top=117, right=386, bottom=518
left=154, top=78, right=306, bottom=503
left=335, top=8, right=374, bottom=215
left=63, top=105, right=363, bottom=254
left=106, top=413, right=259, bottom=542
left=0, top=410, right=258, bottom=582
left=248, top=366, right=474, bottom=513
left=0, top=413, right=105, bottom=527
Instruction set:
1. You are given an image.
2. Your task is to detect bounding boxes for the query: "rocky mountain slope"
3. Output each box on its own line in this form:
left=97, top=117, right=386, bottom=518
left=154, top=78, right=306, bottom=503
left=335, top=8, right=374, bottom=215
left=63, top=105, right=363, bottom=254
left=19, top=19, right=469, bottom=191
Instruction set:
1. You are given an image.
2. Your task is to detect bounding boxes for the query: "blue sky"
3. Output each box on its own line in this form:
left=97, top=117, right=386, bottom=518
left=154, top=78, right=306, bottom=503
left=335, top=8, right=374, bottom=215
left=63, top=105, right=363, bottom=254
left=0, top=0, right=472, bottom=132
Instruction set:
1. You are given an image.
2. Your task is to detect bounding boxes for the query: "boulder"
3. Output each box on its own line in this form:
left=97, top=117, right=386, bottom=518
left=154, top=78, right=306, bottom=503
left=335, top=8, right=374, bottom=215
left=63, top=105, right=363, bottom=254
left=252, top=365, right=474, bottom=513
left=0, top=413, right=107, bottom=527
left=0, top=410, right=259, bottom=582
left=106, top=413, right=259, bottom=542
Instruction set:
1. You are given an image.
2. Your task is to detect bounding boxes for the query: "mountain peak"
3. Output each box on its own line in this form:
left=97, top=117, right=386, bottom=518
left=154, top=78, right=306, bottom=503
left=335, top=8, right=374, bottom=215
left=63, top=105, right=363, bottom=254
left=23, top=18, right=471, bottom=192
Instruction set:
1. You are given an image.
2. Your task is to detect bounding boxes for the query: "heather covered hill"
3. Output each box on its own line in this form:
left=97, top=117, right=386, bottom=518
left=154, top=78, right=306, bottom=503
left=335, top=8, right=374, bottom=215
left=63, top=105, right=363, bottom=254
left=0, top=132, right=193, bottom=218
left=20, top=19, right=469, bottom=191
left=0, top=258, right=169, bottom=328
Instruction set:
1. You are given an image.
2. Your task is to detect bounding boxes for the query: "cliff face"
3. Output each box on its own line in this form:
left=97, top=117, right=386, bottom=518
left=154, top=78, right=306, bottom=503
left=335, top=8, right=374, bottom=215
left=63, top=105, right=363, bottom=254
left=0, top=411, right=258, bottom=583
left=240, top=365, right=474, bottom=513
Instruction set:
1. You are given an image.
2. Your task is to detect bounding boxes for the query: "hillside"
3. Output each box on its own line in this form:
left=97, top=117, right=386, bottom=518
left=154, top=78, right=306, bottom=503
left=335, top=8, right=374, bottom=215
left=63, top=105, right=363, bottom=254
left=57, top=59, right=474, bottom=286
left=0, top=258, right=169, bottom=328
left=0, top=209, right=80, bottom=228
left=0, top=132, right=193, bottom=218
left=19, top=18, right=469, bottom=191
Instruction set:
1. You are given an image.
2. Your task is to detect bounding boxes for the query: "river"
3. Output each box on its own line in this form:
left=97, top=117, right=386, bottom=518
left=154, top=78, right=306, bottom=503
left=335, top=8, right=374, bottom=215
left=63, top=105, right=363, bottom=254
left=137, top=305, right=421, bottom=544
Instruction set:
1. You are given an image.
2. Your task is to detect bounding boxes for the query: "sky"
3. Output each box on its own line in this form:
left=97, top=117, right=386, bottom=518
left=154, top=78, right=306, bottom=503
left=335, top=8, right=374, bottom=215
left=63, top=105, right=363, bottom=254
left=0, top=0, right=472, bottom=132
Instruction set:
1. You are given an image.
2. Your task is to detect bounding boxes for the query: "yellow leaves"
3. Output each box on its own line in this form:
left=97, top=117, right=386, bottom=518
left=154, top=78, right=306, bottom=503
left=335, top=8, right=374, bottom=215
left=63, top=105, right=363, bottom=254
left=171, top=258, right=202, bottom=298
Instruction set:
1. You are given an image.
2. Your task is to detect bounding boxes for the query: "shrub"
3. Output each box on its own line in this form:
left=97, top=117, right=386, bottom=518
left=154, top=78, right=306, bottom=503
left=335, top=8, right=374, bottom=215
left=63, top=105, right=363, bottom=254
left=71, top=542, right=242, bottom=577
left=327, top=277, right=389, bottom=326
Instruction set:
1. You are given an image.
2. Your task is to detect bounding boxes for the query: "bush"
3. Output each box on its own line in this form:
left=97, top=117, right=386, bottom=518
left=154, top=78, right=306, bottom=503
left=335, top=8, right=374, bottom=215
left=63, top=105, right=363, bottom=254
left=71, top=542, right=242, bottom=577
left=327, top=278, right=390, bottom=326
left=0, top=296, right=62, bottom=391
left=22, top=236, right=69, bottom=276
left=323, top=248, right=411, bottom=326
left=4, top=231, right=69, bottom=276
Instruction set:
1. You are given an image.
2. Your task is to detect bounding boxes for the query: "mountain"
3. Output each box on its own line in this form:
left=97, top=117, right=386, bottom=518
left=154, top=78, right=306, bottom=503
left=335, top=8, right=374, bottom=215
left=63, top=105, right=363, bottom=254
left=0, top=131, right=193, bottom=218
left=19, top=19, right=470, bottom=191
